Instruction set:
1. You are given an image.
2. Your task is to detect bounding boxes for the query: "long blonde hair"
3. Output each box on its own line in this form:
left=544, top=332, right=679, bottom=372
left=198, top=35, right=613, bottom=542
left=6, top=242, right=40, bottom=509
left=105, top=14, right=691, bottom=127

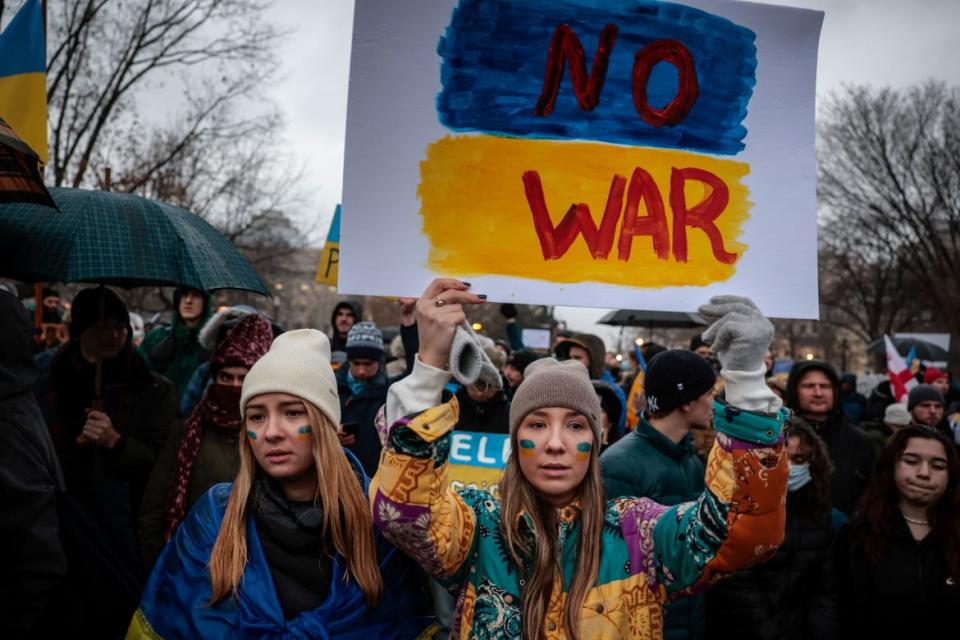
left=497, top=432, right=604, bottom=640
left=208, top=401, right=383, bottom=606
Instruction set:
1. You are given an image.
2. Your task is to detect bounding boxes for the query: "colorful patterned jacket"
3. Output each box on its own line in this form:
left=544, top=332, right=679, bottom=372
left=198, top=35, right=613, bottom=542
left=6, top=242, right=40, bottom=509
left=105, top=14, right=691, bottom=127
left=370, top=361, right=788, bottom=640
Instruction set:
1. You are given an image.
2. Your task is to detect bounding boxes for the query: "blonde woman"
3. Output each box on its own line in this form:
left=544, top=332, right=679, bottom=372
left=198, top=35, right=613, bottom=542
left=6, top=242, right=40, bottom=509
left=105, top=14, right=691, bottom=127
left=129, top=330, right=432, bottom=639
left=371, top=280, right=789, bottom=639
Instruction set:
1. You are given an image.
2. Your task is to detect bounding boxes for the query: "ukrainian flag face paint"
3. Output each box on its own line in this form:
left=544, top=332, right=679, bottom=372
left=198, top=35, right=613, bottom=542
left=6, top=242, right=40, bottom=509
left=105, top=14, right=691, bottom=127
left=296, top=425, right=313, bottom=441
left=575, top=442, right=593, bottom=461
left=515, top=408, right=595, bottom=507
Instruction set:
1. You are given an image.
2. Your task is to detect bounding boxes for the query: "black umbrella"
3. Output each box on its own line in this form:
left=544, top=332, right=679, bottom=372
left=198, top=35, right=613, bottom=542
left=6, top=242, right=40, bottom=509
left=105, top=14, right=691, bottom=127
left=598, top=309, right=707, bottom=329
left=866, top=336, right=949, bottom=361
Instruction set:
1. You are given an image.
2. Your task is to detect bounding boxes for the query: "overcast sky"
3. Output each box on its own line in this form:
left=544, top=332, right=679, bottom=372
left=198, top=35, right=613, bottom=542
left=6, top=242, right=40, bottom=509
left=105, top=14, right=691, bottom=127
left=266, top=0, right=960, bottom=344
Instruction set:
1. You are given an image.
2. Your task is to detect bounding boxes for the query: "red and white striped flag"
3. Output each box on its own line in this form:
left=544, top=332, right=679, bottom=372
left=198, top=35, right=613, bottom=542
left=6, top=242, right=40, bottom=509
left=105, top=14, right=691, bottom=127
left=885, top=335, right=917, bottom=402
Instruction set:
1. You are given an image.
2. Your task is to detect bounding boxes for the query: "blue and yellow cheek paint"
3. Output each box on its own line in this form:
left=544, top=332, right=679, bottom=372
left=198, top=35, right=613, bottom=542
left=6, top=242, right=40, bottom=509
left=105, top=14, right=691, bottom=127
left=519, top=439, right=537, bottom=458
left=575, top=442, right=593, bottom=461
left=296, top=425, right=313, bottom=441
left=246, top=430, right=257, bottom=441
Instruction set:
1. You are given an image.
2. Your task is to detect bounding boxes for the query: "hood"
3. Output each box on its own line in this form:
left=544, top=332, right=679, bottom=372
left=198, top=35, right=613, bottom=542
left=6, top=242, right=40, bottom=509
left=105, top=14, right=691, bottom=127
left=785, top=359, right=841, bottom=417
left=0, top=290, right=39, bottom=400
left=592, top=379, right=624, bottom=439
left=198, top=305, right=258, bottom=351
left=840, top=372, right=857, bottom=388
left=555, top=333, right=606, bottom=379
left=172, top=286, right=212, bottom=332
left=330, top=300, right=363, bottom=330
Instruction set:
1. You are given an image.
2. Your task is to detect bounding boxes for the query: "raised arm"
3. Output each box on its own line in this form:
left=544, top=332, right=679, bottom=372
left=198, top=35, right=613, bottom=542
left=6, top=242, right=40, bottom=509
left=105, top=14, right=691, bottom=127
left=370, top=279, right=487, bottom=581
left=621, top=296, right=788, bottom=598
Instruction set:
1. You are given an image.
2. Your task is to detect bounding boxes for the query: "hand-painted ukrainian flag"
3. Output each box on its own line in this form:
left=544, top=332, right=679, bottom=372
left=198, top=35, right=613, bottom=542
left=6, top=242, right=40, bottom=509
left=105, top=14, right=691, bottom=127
left=315, top=204, right=342, bottom=286
left=419, top=0, right=757, bottom=289
left=0, top=0, right=47, bottom=162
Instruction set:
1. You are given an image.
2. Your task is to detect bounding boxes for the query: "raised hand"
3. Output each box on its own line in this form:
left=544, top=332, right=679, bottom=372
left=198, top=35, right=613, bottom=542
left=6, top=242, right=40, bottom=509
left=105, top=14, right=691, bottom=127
left=415, top=279, right=485, bottom=370
left=698, top=295, right=773, bottom=372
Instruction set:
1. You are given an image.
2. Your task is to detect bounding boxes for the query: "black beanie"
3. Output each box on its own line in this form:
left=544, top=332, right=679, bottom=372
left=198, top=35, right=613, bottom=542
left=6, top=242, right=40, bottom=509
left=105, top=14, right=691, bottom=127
left=644, top=349, right=716, bottom=414
left=69, top=287, right=130, bottom=339
left=907, top=384, right=944, bottom=411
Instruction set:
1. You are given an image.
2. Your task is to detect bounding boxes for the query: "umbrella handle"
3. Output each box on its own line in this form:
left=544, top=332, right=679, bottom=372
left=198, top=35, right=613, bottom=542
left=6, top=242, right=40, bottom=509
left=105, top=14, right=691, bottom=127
left=74, top=397, right=104, bottom=446
left=76, top=287, right=107, bottom=446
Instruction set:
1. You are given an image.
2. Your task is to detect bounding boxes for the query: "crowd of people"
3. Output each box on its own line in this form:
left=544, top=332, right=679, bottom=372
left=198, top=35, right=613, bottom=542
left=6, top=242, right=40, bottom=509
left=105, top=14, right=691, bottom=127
left=2, top=279, right=959, bottom=639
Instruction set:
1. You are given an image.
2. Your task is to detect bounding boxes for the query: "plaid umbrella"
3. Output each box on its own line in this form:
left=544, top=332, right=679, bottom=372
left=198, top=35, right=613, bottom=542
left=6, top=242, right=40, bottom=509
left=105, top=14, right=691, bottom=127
left=0, top=116, right=56, bottom=208
left=0, top=186, right=269, bottom=295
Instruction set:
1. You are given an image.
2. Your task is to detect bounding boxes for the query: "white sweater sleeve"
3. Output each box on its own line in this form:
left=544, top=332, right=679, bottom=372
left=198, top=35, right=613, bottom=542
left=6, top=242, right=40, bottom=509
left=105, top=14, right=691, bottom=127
left=721, top=366, right=783, bottom=413
left=386, top=355, right=453, bottom=425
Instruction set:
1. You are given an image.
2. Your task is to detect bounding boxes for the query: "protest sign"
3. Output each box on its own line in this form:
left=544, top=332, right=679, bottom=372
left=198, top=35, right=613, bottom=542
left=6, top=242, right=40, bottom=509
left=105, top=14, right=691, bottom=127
left=341, top=0, right=823, bottom=317
left=315, top=205, right=341, bottom=287
left=447, top=431, right=511, bottom=498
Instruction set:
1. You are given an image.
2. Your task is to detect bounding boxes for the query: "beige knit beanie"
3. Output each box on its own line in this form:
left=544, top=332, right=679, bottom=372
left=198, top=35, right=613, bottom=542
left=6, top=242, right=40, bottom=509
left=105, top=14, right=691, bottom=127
left=509, top=358, right=601, bottom=440
left=240, top=329, right=341, bottom=428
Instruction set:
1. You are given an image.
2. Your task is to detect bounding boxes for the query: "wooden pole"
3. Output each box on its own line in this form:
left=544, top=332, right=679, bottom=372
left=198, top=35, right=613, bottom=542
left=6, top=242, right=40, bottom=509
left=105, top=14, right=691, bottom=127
left=33, top=282, right=44, bottom=344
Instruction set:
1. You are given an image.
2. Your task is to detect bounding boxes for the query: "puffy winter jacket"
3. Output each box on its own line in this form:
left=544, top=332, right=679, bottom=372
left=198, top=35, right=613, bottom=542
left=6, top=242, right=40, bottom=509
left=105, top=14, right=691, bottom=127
left=601, top=419, right=707, bottom=640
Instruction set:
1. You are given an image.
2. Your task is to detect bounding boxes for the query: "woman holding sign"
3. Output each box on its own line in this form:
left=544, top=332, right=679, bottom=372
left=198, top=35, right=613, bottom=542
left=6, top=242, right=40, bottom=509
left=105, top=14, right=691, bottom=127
left=371, top=279, right=788, bottom=639
left=128, top=330, right=432, bottom=639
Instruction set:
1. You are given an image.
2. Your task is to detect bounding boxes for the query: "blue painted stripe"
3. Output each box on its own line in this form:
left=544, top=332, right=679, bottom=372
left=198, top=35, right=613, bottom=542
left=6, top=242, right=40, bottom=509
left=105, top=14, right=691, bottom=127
left=0, top=0, right=45, bottom=77
left=437, top=0, right=756, bottom=155
left=326, top=204, right=341, bottom=243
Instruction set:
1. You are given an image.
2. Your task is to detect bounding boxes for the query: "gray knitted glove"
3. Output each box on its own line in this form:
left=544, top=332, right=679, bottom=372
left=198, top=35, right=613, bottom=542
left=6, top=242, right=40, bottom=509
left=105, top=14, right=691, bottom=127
left=698, top=295, right=774, bottom=372
left=449, top=323, right=503, bottom=389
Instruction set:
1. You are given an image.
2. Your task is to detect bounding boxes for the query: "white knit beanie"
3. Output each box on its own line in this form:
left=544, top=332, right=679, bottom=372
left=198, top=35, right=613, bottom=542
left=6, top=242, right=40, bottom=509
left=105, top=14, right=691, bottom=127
left=240, top=329, right=341, bottom=428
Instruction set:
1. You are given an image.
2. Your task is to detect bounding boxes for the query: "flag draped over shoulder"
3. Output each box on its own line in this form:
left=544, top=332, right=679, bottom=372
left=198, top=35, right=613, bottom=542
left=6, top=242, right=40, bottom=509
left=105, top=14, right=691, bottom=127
left=0, top=0, right=47, bottom=162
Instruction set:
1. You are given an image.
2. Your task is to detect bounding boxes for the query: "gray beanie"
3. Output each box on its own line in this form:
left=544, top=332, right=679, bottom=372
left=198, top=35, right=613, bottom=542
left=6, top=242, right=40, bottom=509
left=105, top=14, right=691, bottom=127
left=907, top=384, right=944, bottom=411
left=509, top=358, right=602, bottom=440
left=345, top=321, right=383, bottom=361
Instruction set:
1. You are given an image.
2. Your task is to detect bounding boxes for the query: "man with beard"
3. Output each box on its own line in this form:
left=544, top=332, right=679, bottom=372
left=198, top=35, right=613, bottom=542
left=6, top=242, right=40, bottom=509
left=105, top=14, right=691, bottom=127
left=785, top=360, right=876, bottom=516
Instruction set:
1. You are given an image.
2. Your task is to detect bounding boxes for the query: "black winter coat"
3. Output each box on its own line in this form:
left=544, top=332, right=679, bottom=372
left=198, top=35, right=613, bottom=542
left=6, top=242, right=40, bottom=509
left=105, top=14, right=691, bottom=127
left=0, top=291, right=67, bottom=638
left=838, top=517, right=960, bottom=639
left=785, top=361, right=876, bottom=516
left=807, top=414, right=876, bottom=516
left=706, top=488, right=839, bottom=640
left=337, top=365, right=390, bottom=476
left=35, top=340, right=178, bottom=638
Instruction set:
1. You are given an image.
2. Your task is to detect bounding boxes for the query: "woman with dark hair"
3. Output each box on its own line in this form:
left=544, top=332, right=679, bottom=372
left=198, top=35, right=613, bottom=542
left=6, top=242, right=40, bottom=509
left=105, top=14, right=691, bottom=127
left=371, top=280, right=788, bottom=639
left=839, top=425, right=960, bottom=637
left=706, top=418, right=841, bottom=639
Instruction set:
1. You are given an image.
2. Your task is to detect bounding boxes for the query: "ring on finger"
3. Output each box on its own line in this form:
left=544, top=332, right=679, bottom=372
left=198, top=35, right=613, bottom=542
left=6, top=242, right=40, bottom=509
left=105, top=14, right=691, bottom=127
left=434, top=298, right=445, bottom=307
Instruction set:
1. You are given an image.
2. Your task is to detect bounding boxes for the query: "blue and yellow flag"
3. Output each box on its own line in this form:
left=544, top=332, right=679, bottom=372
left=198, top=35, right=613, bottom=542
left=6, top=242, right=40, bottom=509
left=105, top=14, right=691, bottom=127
left=906, top=345, right=920, bottom=375
left=0, top=0, right=47, bottom=162
left=315, top=204, right=341, bottom=287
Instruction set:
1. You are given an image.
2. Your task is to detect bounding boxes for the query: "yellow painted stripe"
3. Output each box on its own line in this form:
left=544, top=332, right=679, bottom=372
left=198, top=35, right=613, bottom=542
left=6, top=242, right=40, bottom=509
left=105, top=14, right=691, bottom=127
left=419, top=135, right=750, bottom=288
left=0, top=72, right=47, bottom=162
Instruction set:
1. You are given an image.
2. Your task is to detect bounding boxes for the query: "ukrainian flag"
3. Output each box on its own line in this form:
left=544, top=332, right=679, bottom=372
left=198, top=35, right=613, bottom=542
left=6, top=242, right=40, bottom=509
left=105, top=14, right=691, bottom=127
left=0, top=0, right=47, bottom=162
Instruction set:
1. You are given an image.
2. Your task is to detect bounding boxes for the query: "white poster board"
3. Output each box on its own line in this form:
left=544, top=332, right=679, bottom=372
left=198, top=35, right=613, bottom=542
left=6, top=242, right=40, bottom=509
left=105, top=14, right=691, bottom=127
left=340, top=0, right=824, bottom=318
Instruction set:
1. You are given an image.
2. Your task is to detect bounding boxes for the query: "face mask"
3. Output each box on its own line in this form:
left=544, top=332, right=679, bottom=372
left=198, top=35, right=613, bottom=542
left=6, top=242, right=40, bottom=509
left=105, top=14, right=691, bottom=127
left=788, top=462, right=812, bottom=492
